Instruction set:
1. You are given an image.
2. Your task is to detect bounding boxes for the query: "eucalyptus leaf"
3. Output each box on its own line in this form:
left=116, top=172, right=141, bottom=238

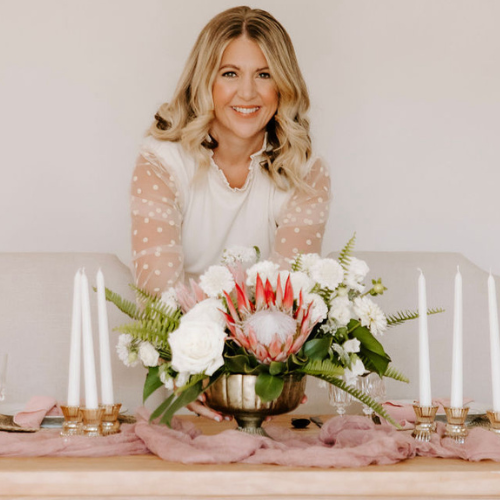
left=304, top=337, right=331, bottom=360
left=149, top=393, right=175, bottom=422
left=255, top=373, right=284, bottom=402
left=143, top=367, right=163, bottom=403
left=160, top=382, right=203, bottom=427
left=269, top=361, right=285, bottom=376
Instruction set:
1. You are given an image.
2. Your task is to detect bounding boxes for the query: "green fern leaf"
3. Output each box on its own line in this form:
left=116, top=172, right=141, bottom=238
left=130, top=284, right=160, bottom=305
left=299, top=359, right=344, bottom=379
left=104, top=287, right=143, bottom=320
left=291, top=253, right=303, bottom=272
left=386, top=307, right=445, bottom=328
left=383, top=365, right=409, bottom=383
left=338, top=233, right=357, bottom=270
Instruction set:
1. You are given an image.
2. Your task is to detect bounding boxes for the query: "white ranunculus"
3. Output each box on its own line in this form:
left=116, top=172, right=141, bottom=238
left=344, top=358, right=366, bottom=385
left=221, top=246, right=258, bottom=265
left=353, top=296, right=387, bottom=336
left=138, top=342, right=160, bottom=367
left=116, top=334, right=139, bottom=367
left=345, top=257, right=370, bottom=293
left=328, top=296, right=352, bottom=327
left=309, top=258, right=344, bottom=290
left=343, top=338, right=361, bottom=353
left=169, top=320, right=227, bottom=376
left=160, top=287, right=179, bottom=311
left=303, top=293, right=329, bottom=323
left=289, top=271, right=315, bottom=299
left=181, top=298, right=226, bottom=330
left=199, top=265, right=235, bottom=298
left=246, top=261, right=280, bottom=287
left=243, top=310, right=297, bottom=347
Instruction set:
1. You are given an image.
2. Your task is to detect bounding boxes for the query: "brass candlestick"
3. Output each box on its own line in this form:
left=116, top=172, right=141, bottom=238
left=60, top=405, right=83, bottom=437
left=444, top=407, right=469, bottom=444
left=486, top=410, right=500, bottom=434
left=100, top=403, right=122, bottom=436
left=81, top=407, right=105, bottom=437
left=412, top=404, right=438, bottom=442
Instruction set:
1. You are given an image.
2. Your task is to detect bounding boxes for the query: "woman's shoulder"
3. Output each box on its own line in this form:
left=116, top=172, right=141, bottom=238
left=139, top=136, right=196, bottom=186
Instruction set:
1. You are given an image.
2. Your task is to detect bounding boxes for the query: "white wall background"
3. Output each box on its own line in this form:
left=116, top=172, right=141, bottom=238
left=1, top=0, right=499, bottom=275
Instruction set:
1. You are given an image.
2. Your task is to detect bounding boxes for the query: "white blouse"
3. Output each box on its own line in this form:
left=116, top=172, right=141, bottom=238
left=131, top=136, right=331, bottom=294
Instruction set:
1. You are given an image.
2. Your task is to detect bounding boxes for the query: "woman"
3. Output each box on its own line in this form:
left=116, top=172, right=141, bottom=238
left=131, top=6, right=330, bottom=419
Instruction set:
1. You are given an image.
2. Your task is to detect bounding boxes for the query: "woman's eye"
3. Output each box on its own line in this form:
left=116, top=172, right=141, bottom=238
left=258, top=72, right=271, bottom=79
left=222, top=71, right=237, bottom=78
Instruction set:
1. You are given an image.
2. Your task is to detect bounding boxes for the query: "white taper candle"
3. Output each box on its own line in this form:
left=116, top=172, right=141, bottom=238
left=67, top=269, right=82, bottom=407
left=450, top=266, right=463, bottom=408
left=418, top=269, right=432, bottom=407
left=97, top=269, right=114, bottom=405
left=80, top=269, right=99, bottom=409
left=488, top=273, right=500, bottom=412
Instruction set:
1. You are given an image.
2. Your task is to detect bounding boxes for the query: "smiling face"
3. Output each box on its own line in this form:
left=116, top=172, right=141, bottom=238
left=210, top=36, right=279, bottom=147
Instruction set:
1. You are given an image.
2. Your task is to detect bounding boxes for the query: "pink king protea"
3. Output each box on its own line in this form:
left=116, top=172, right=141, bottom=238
left=223, top=273, right=317, bottom=364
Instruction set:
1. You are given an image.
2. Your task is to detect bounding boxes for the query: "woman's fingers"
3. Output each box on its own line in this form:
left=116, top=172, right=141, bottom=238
left=186, top=401, right=223, bottom=421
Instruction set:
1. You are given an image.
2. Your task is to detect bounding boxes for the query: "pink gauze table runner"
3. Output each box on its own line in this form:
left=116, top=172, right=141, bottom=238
left=1, top=409, right=500, bottom=467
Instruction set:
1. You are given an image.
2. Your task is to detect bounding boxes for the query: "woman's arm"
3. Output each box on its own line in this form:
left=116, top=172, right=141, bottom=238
left=271, top=158, right=331, bottom=263
left=131, top=152, right=184, bottom=295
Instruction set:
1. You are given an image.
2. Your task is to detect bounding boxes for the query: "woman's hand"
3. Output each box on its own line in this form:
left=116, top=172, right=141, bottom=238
left=186, top=393, right=233, bottom=422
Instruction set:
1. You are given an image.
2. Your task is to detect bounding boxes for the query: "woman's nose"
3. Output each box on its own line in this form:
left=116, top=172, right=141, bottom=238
left=238, top=76, right=257, bottom=100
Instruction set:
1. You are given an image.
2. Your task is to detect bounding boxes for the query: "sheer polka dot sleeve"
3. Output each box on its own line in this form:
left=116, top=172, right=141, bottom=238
left=131, top=152, right=184, bottom=295
left=271, top=158, right=331, bottom=265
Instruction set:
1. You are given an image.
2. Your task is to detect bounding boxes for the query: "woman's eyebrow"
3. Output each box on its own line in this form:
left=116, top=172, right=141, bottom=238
left=219, top=64, right=270, bottom=72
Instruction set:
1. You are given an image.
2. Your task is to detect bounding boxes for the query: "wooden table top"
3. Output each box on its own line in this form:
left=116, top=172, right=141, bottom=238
left=2, top=415, right=500, bottom=499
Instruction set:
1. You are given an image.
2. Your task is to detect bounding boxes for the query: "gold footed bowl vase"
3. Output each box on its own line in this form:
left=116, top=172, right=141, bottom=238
left=204, top=373, right=306, bottom=437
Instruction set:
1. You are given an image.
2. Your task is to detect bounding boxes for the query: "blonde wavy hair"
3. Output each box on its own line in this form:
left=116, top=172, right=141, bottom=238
left=150, top=6, right=312, bottom=191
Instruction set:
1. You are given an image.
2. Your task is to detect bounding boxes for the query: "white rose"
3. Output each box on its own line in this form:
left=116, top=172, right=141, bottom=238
left=345, top=257, right=370, bottom=292
left=159, top=367, right=174, bottom=390
left=138, top=342, right=160, bottom=367
left=328, top=296, right=352, bottom=327
left=343, top=338, right=361, bottom=353
left=169, top=320, right=227, bottom=376
left=181, top=298, right=227, bottom=330
left=199, top=265, right=235, bottom=298
left=309, top=258, right=344, bottom=290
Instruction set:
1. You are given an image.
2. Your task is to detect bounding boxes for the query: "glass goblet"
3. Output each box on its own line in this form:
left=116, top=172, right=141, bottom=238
left=328, top=384, right=352, bottom=416
left=357, top=373, right=386, bottom=417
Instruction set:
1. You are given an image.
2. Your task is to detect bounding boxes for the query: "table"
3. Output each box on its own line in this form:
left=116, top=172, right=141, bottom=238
left=2, top=415, right=500, bottom=499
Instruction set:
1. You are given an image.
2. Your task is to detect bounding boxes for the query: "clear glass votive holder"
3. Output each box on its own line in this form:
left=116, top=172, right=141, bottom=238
left=487, top=410, right=500, bottom=435
left=444, top=407, right=469, bottom=444
left=412, top=404, right=438, bottom=442
left=81, top=407, right=105, bottom=437
left=60, top=405, right=83, bottom=437
left=101, top=403, right=122, bottom=436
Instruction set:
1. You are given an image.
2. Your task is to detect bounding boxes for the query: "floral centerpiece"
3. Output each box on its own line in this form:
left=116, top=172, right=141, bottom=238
left=107, top=235, right=442, bottom=427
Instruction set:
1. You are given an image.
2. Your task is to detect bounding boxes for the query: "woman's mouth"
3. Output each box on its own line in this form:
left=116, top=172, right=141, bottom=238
left=232, top=106, right=260, bottom=115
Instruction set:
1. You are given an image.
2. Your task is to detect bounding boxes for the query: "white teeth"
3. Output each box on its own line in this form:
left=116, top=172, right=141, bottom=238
left=233, top=106, right=259, bottom=114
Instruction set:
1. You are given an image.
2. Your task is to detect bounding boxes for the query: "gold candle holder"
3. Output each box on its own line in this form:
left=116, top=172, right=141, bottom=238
left=486, top=410, right=500, bottom=434
left=412, top=404, right=438, bottom=442
left=81, top=407, right=105, bottom=437
left=444, top=407, right=469, bottom=443
left=100, top=403, right=122, bottom=436
left=60, top=405, right=83, bottom=437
